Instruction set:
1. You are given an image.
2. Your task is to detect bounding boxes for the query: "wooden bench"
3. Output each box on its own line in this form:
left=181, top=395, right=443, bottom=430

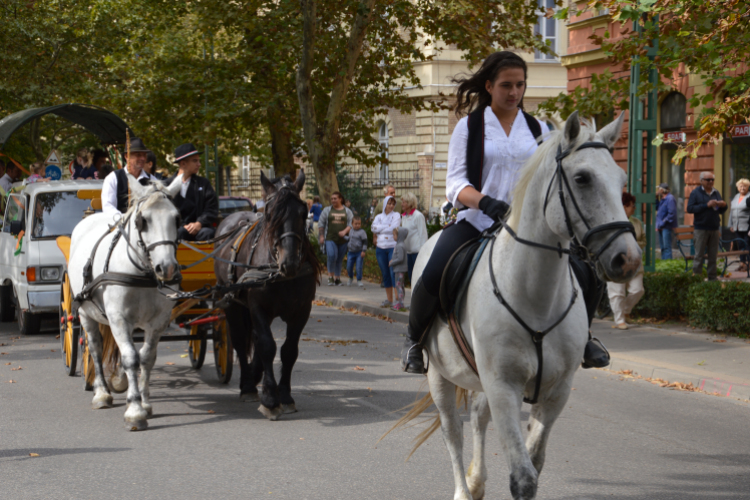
left=674, top=226, right=750, bottom=277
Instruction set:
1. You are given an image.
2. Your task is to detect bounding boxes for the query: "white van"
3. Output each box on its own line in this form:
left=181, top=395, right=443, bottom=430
left=0, top=180, right=102, bottom=334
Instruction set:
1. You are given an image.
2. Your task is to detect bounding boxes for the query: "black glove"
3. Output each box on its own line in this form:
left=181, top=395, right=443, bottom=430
left=478, top=196, right=509, bottom=221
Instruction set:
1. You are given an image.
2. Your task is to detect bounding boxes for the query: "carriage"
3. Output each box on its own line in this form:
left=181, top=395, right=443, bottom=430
left=56, top=188, right=234, bottom=388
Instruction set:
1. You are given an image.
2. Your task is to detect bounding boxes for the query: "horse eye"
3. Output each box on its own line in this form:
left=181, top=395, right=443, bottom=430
left=574, top=172, right=591, bottom=185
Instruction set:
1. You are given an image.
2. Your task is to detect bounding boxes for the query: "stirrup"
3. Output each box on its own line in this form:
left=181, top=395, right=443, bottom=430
left=403, top=343, right=429, bottom=374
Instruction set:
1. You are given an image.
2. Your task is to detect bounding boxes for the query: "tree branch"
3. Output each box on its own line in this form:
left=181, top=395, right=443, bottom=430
left=296, top=0, right=318, bottom=163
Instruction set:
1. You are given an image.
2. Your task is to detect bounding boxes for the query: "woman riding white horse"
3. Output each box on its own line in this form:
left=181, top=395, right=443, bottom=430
left=401, top=51, right=610, bottom=374
left=69, top=172, right=183, bottom=431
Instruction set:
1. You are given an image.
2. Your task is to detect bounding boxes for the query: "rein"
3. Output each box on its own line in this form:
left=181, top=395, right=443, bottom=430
left=486, top=140, right=635, bottom=405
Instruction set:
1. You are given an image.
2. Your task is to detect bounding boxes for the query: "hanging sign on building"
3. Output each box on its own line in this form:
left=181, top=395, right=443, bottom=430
left=663, top=131, right=686, bottom=143
left=732, top=124, right=750, bottom=138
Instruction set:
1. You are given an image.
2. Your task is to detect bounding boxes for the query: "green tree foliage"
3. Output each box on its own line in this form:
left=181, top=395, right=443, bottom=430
left=538, top=0, right=750, bottom=162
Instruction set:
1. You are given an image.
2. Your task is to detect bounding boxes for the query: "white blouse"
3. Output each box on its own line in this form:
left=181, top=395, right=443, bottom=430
left=445, top=106, right=548, bottom=231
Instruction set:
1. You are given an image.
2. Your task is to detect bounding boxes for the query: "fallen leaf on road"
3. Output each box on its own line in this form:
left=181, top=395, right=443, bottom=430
left=0, top=343, right=4, bottom=346
left=10, top=336, right=19, bottom=340
left=50, top=349, right=56, bottom=352
left=29, top=453, right=39, bottom=457
left=11, top=366, right=22, bottom=371
left=165, top=362, right=175, bottom=366
left=6, top=380, right=15, bottom=383
left=180, top=354, right=188, bottom=358
left=0, top=353, right=6, bottom=355
left=4, top=362, right=11, bottom=365
left=55, top=335, right=60, bottom=339
left=183, top=349, right=188, bottom=352
left=353, top=366, right=365, bottom=371
left=317, top=319, right=322, bottom=322
left=207, top=410, right=215, bottom=414
left=713, top=339, right=727, bottom=343
left=299, top=438, right=304, bottom=440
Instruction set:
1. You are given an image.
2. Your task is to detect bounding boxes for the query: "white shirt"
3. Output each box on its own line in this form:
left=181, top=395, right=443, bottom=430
left=0, top=174, right=14, bottom=193
left=180, top=177, right=191, bottom=198
left=371, top=211, right=401, bottom=249
left=401, top=209, right=429, bottom=254
left=101, top=169, right=153, bottom=214
left=446, top=106, right=548, bottom=231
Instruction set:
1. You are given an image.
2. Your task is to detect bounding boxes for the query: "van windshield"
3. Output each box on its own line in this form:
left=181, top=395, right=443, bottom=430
left=32, top=191, right=99, bottom=239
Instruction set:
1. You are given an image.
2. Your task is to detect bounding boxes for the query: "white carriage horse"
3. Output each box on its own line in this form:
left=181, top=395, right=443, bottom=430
left=68, top=175, right=183, bottom=431
left=395, top=112, right=641, bottom=500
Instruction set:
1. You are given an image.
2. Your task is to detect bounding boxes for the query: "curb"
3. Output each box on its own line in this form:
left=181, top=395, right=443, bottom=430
left=315, top=293, right=409, bottom=324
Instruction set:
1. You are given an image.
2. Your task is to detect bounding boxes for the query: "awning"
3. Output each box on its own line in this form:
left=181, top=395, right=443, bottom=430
left=0, top=104, right=132, bottom=149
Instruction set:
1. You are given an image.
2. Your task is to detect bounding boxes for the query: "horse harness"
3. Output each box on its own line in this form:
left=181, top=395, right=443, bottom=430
left=446, top=140, right=635, bottom=405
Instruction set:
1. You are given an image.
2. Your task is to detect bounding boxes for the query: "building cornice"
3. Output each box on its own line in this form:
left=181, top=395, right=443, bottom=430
left=560, top=48, right=608, bottom=68
left=567, top=13, right=611, bottom=31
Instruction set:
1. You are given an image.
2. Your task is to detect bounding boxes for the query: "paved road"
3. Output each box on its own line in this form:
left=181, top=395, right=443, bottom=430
left=1, top=306, right=749, bottom=500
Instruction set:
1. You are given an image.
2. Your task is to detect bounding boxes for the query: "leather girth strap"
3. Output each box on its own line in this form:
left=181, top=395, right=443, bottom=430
left=226, top=218, right=261, bottom=283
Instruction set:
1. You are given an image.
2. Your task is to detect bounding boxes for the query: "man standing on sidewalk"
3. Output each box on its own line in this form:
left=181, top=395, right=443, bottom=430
left=656, top=183, right=678, bottom=259
left=687, top=172, right=727, bottom=280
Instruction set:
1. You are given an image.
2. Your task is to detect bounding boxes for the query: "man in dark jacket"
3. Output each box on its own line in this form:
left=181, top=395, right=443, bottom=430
left=169, top=143, right=219, bottom=241
left=656, top=183, right=678, bottom=259
left=686, top=172, right=727, bottom=280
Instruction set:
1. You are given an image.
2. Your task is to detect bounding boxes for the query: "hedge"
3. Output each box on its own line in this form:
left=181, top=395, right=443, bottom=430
left=685, top=281, right=750, bottom=334
left=631, top=272, right=703, bottom=318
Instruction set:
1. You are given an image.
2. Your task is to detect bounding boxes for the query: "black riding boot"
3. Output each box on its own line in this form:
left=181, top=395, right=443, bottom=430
left=401, top=278, right=440, bottom=374
left=582, top=332, right=610, bottom=369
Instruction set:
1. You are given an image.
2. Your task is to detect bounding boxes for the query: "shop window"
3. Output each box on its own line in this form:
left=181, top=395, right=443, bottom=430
left=661, top=92, right=686, bottom=131
left=534, top=0, right=557, bottom=61
left=724, top=136, right=750, bottom=202
left=378, top=122, right=389, bottom=181
left=660, top=149, right=686, bottom=226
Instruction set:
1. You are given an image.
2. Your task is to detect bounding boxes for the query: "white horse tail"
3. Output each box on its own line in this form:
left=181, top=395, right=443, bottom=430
left=382, top=384, right=469, bottom=460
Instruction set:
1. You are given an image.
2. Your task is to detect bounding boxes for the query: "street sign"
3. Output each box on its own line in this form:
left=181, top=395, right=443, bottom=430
left=663, top=131, right=686, bottom=143
left=45, top=150, right=61, bottom=165
left=732, top=124, right=750, bottom=138
left=45, top=165, right=62, bottom=180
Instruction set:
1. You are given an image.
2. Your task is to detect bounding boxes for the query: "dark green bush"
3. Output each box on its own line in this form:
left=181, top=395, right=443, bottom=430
left=686, top=281, right=750, bottom=334
left=631, top=272, right=703, bottom=318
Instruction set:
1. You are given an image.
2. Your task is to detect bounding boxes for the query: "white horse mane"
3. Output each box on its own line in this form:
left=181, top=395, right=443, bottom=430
left=122, top=182, right=173, bottom=220
left=507, top=118, right=597, bottom=230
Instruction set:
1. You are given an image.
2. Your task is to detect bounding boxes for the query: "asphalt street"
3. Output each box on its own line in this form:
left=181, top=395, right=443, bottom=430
left=1, top=305, right=749, bottom=500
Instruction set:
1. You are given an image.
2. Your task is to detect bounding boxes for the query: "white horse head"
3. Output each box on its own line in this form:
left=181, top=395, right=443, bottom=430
left=125, top=174, right=184, bottom=283
left=510, top=111, right=641, bottom=283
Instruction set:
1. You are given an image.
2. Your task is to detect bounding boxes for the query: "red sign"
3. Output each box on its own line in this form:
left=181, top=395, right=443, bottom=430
left=733, top=124, right=750, bottom=138
left=663, top=131, right=686, bottom=143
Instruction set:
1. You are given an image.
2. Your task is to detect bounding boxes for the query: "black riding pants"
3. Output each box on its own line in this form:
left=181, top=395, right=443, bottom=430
left=420, top=220, right=602, bottom=324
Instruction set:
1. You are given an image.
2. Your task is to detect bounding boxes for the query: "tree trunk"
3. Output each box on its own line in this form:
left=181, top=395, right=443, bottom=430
left=28, top=118, right=44, bottom=162
left=267, top=103, right=296, bottom=178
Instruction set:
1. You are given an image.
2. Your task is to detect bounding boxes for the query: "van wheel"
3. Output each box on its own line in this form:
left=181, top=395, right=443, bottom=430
left=0, top=284, right=15, bottom=322
left=15, top=291, right=41, bottom=335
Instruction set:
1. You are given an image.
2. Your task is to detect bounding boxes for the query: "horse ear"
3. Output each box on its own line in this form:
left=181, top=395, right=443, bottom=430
left=293, top=169, right=305, bottom=193
left=261, top=171, right=276, bottom=197
left=166, top=173, right=184, bottom=198
left=597, top=112, right=626, bottom=150
left=562, top=111, right=581, bottom=150
left=126, top=171, right=146, bottom=200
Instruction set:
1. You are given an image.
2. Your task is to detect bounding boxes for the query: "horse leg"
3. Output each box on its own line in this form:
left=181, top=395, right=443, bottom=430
left=109, top=316, right=148, bottom=431
left=137, top=331, right=163, bottom=418
left=225, top=304, right=256, bottom=401
left=484, top=382, right=538, bottom=500
left=525, top=376, right=573, bottom=475
left=249, top=305, right=281, bottom=420
left=277, top=311, right=308, bottom=414
left=466, top=392, right=491, bottom=500
left=80, top=315, right=113, bottom=409
left=428, top=369, right=472, bottom=500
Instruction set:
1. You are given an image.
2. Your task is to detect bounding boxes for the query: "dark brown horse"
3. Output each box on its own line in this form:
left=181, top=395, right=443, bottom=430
left=214, top=171, right=321, bottom=420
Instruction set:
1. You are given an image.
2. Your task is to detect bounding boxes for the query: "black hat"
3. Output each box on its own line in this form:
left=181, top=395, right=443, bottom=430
left=127, top=137, right=150, bottom=153
left=173, top=143, right=202, bottom=164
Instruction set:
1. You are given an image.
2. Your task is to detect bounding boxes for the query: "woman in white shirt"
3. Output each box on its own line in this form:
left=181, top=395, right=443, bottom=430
left=401, top=51, right=608, bottom=374
left=399, top=192, right=429, bottom=281
left=371, top=196, right=401, bottom=307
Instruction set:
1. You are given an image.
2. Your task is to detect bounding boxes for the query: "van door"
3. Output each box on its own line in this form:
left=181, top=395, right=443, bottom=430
left=0, top=195, right=27, bottom=287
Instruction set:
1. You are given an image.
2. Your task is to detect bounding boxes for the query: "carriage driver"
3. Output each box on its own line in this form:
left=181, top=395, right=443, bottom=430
left=101, top=137, right=155, bottom=214
left=168, top=143, right=219, bottom=242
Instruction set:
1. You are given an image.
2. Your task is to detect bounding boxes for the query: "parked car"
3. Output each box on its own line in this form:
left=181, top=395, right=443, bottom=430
left=0, top=180, right=102, bottom=334
left=218, top=196, right=253, bottom=224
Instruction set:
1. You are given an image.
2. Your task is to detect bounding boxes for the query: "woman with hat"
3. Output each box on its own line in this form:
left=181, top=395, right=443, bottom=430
left=101, top=137, right=155, bottom=214
left=168, top=143, right=219, bottom=241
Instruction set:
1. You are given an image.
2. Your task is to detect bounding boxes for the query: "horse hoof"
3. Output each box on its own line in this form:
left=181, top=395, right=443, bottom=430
left=108, top=374, right=128, bottom=394
left=240, top=391, right=260, bottom=402
left=143, top=404, right=153, bottom=417
left=281, top=403, right=297, bottom=414
left=258, top=404, right=282, bottom=421
left=125, top=418, right=148, bottom=431
left=91, top=395, right=113, bottom=410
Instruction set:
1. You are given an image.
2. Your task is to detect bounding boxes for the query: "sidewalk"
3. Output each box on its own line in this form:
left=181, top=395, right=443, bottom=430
left=316, top=280, right=750, bottom=401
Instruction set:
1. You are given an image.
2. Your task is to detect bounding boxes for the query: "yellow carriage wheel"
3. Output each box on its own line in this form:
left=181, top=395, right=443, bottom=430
left=188, top=324, right=207, bottom=369
left=213, top=319, right=233, bottom=384
left=59, top=272, right=78, bottom=376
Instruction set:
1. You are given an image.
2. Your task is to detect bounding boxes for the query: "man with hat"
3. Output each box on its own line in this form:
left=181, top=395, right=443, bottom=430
left=102, top=137, right=155, bottom=214
left=656, top=182, right=678, bottom=260
left=169, top=143, right=218, bottom=241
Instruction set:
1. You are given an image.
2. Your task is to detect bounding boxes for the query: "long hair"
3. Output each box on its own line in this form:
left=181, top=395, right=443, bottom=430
left=452, top=51, right=528, bottom=117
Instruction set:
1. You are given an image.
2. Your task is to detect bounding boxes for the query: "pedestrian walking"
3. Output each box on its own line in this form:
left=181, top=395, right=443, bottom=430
left=727, top=178, right=750, bottom=271
left=608, top=193, right=646, bottom=330
left=389, top=227, right=409, bottom=310
left=656, top=182, right=677, bottom=259
left=310, top=195, right=323, bottom=234
left=371, top=195, right=401, bottom=306
left=318, top=192, right=353, bottom=286
left=399, top=192, right=429, bottom=281
left=346, top=215, right=368, bottom=286
left=687, top=171, right=727, bottom=280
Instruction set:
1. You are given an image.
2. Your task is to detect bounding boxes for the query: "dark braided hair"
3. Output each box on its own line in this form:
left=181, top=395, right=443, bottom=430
left=452, top=51, right=528, bottom=117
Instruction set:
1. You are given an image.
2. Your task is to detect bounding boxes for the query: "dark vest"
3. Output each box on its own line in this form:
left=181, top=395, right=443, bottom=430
left=466, top=106, right=543, bottom=192
left=114, top=169, right=150, bottom=212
